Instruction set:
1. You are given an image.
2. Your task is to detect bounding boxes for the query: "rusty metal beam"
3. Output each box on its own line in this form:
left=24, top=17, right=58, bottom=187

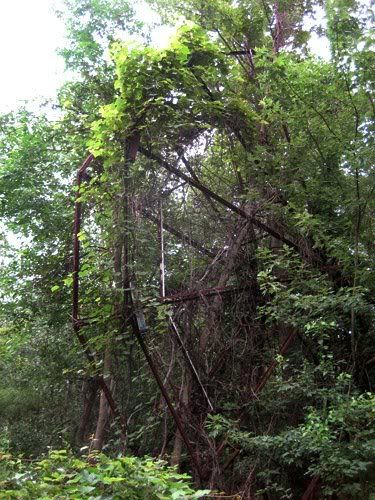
left=139, top=146, right=302, bottom=253
left=129, top=287, right=203, bottom=480
left=170, top=318, right=214, bottom=412
left=163, top=284, right=249, bottom=304
left=142, top=209, right=217, bottom=258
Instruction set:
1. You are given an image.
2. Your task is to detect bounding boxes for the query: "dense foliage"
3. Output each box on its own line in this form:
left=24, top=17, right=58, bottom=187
left=0, top=0, right=374, bottom=498
left=0, top=450, right=208, bottom=498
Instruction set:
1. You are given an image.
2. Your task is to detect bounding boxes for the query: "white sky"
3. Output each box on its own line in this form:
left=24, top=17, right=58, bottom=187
left=0, top=0, right=66, bottom=113
left=0, top=1, right=329, bottom=114
left=0, top=0, right=174, bottom=113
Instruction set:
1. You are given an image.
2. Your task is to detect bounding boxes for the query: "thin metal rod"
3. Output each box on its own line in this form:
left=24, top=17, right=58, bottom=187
left=170, top=318, right=214, bottom=412
left=143, top=209, right=217, bottom=258
left=139, top=146, right=301, bottom=253
left=129, top=288, right=202, bottom=480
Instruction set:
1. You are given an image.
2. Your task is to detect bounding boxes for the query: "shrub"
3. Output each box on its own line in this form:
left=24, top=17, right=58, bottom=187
left=0, top=449, right=209, bottom=499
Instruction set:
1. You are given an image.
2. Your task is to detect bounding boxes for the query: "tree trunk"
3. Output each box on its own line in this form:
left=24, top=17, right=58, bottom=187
left=76, top=376, right=99, bottom=445
left=170, top=369, right=191, bottom=467
left=199, top=217, right=255, bottom=354
left=91, top=346, right=112, bottom=451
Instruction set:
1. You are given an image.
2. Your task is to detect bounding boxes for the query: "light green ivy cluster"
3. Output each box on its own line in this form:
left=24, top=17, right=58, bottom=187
left=87, top=23, right=248, bottom=166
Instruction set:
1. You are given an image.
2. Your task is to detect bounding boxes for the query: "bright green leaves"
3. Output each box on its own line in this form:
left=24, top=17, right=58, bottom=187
left=1, top=450, right=209, bottom=498
left=151, top=0, right=269, bottom=49
left=326, top=0, right=373, bottom=62
left=252, top=45, right=374, bottom=272
left=88, top=24, right=229, bottom=162
left=0, top=110, right=71, bottom=240
left=256, top=246, right=371, bottom=346
left=278, top=392, right=375, bottom=496
left=57, top=0, right=140, bottom=75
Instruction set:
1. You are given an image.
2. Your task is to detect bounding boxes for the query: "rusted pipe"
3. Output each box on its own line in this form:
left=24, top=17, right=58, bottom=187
left=170, top=318, right=214, bottom=412
left=139, top=146, right=301, bottom=253
left=129, top=288, right=203, bottom=481
left=163, top=284, right=249, bottom=304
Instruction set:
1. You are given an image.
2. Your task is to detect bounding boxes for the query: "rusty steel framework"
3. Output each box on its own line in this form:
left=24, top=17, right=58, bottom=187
left=71, top=152, right=320, bottom=497
left=129, top=287, right=203, bottom=480
left=162, top=284, right=250, bottom=304
left=72, top=153, right=203, bottom=479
